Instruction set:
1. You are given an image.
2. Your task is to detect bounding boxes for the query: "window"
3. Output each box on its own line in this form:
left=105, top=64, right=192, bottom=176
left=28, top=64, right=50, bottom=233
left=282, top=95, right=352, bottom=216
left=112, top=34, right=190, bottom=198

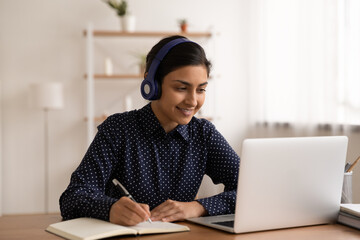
left=248, top=0, right=360, bottom=126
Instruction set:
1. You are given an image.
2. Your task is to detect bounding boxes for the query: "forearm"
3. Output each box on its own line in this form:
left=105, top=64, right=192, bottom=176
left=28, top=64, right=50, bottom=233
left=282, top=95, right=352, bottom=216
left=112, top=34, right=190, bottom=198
left=150, top=199, right=208, bottom=222
left=196, top=190, right=237, bottom=216
left=60, top=185, right=118, bottom=221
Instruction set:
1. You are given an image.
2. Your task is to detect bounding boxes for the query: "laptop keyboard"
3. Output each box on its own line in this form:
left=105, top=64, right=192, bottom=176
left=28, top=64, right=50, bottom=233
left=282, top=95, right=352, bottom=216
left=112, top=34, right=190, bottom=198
left=213, top=220, right=234, bottom=228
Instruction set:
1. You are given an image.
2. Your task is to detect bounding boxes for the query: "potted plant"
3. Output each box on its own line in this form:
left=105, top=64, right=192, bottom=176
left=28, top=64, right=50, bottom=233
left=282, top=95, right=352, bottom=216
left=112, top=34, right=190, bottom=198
left=104, top=0, right=136, bottom=32
left=104, top=0, right=127, bottom=17
left=137, top=54, right=147, bottom=75
left=178, top=19, right=188, bottom=33
left=131, top=52, right=147, bottom=75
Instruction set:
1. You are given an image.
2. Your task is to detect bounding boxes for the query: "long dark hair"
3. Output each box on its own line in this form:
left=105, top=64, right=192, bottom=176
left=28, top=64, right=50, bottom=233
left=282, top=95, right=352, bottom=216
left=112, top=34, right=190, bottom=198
left=145, top=35, right=212, bottom=87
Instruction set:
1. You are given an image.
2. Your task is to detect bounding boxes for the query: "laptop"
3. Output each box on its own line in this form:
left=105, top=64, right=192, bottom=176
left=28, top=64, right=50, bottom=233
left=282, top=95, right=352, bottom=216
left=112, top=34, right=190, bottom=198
left=188, top=136, right=348, bottom=233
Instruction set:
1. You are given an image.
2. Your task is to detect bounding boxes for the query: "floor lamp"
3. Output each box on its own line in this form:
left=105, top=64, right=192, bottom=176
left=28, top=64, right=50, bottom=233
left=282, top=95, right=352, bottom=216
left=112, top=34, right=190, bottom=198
left=33, top=82, right=64, bottom=213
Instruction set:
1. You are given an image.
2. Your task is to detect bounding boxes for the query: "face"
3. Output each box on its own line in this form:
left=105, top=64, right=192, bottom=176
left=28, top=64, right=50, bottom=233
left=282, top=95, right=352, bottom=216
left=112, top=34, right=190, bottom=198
left=151, top=65, right=208, bottom=133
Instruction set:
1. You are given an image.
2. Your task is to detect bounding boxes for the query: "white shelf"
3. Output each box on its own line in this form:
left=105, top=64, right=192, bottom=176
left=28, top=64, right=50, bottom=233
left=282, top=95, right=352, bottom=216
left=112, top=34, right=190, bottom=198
left=85, top=23, right=213, bottom=144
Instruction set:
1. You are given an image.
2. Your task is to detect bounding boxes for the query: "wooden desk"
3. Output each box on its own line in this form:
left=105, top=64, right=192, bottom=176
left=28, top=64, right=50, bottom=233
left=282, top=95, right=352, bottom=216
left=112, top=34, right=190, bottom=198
left=1, top=214, right=360, bottom=240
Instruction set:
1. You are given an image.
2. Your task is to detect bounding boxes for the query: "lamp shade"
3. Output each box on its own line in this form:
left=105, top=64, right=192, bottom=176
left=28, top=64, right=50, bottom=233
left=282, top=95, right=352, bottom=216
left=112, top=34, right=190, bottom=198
left=33, top=82, right=64, bottom=110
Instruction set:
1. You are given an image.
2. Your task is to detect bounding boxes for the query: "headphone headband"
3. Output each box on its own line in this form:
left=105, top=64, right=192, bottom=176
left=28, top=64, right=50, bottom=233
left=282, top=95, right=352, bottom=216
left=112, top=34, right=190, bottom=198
left=141, top=38, right=194, bottom=100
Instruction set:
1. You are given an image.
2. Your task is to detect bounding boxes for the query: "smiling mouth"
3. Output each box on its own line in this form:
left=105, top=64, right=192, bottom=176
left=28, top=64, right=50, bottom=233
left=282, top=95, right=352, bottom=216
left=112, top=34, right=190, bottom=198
left=176, top=107, right=194, bottom=116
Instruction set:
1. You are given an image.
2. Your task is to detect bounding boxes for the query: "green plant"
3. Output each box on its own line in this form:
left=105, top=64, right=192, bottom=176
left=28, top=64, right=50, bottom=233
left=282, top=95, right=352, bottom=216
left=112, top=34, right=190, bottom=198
left=104, top=0, right=128, bottom=17
left=138, top=54, right=147, bottom=67
left=131, top=52, right=147, bottom=74
left=178, top=19, right=187, bottom=26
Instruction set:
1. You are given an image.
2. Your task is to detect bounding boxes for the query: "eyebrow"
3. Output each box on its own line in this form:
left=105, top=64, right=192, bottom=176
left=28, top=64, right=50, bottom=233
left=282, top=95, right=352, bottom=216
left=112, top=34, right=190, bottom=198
left=173, top=80, right=208, bottom=87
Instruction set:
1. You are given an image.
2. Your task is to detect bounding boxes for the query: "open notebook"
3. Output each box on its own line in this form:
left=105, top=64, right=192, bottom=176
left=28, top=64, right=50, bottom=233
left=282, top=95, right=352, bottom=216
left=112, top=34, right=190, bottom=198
left=46, top=217, right=189, bottom=240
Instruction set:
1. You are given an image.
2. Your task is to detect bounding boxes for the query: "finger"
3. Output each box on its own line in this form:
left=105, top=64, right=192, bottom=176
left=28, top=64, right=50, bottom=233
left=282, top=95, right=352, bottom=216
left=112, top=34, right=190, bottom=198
left=139, top=203, right=150, bottom=214
left=151, top=206, right=179, bottom=219
left=151, top=201, right=183, bottom=221
left=117, top=210, right=142, bottom=226
left=110, top=204, right=140, bottom=226
left=139, top=203, right=151, bottom=220
left=111, top=198, right=150, bottom=225
left=161, top=212, right=186, bottom=222
left=123, top=199, right=151, bottom=221
left=111, top=200, right=144, bottom=225
left=152, top=206, right=186, bottom=222
left=153, top=211, right=182, bottom=222
left=151, top=200, right=174, bottom=215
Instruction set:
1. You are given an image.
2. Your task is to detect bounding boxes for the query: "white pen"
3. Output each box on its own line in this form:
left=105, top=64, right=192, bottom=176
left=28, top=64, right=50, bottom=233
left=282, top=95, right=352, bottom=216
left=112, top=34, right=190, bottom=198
left=112, top=179, right=152, bottom=223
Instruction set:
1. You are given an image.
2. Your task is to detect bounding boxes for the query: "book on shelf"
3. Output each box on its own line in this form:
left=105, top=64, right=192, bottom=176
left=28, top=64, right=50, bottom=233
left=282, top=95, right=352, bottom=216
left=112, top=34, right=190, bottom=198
left=338, top=204, right=360, bottom=230
left=46, top=217, right=190, bottom=240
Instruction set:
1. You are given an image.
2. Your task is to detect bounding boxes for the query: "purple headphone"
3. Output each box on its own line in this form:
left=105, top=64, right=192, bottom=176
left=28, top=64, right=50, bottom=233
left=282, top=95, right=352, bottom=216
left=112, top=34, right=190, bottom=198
left=140, top=38, right=194, bottom=100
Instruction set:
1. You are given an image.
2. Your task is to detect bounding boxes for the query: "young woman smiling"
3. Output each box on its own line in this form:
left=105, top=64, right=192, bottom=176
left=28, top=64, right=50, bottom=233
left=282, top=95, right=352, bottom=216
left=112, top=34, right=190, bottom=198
left=60, top=36, right=240, bottom=226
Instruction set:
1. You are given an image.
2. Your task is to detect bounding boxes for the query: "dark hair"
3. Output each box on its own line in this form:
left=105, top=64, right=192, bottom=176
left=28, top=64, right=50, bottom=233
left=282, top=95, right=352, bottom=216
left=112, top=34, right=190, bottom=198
left=145, top=35, right=212, bottom=86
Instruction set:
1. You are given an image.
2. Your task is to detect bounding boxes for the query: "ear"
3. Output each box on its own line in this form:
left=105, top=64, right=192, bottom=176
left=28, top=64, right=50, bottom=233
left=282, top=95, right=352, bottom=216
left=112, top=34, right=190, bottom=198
left=144, top=72, right=148, bottom=79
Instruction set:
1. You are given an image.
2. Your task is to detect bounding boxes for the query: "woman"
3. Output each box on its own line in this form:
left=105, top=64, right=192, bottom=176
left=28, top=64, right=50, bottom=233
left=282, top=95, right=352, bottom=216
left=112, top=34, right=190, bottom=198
left=60, top=35, right=240, bottom=226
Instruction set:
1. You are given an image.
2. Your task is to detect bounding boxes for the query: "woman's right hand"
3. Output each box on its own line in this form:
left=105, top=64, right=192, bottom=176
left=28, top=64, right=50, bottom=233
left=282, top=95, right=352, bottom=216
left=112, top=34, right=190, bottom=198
left=109, top=197, right=151, bottom=226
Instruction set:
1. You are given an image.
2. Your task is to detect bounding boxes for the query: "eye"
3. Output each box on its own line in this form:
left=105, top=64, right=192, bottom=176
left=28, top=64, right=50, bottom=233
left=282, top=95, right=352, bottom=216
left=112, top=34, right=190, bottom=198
left=197, top=88, right=207, bottom=93
left=176, top=86, right=187, bottom=91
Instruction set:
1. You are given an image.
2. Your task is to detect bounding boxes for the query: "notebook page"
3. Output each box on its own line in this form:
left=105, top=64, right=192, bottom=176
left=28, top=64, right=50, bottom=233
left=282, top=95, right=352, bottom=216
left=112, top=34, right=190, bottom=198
left=46, top=218, right=137, bottom=240
left=131, top=221, right=190, bottom=235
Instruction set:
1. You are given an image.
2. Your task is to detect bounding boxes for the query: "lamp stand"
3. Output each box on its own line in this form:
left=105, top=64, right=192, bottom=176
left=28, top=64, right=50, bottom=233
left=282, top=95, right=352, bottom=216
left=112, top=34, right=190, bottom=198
left=32, top=82, right=64, bottom=214
left=44, top=108, right=49, bottom=214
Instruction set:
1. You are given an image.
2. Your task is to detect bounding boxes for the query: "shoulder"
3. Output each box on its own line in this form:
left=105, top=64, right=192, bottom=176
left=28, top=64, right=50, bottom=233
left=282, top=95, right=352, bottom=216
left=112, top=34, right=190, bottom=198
left=189, top=117, right=218, bottom=139
left=190, top=117, right=233, bottom=146
left=191, top=116, right=215, bottom=129
left=98, top=109, right=139, bottom=135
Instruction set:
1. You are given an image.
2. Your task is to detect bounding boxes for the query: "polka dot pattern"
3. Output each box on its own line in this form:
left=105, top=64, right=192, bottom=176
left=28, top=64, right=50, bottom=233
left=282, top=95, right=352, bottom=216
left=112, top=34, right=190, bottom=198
left=60, top=103, right=240, bottom=221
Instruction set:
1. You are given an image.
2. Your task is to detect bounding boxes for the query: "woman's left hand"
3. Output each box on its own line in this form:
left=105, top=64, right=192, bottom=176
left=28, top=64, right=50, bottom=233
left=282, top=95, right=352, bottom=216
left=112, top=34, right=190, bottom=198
left=150, top=199, right=207, bottom=222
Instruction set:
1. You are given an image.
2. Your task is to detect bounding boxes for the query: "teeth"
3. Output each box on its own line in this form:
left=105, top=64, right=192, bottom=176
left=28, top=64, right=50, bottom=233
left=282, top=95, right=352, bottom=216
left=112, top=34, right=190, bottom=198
left=179, top=108, right=192, bottom=112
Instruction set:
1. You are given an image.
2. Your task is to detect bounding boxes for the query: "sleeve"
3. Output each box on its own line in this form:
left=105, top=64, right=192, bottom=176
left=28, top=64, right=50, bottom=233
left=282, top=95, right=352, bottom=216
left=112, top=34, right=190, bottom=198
left=59, top=116, right=122, bottom=221
left=196, top=122, right=240, bottom=216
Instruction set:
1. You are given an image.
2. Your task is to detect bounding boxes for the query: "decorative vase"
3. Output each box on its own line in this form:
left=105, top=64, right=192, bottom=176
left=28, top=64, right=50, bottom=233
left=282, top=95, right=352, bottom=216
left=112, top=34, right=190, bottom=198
left=121, top=14, right=136, bottom=32
left=104, top=57, right=113, bottom=76
left=180, top=24, right=188, bottom=33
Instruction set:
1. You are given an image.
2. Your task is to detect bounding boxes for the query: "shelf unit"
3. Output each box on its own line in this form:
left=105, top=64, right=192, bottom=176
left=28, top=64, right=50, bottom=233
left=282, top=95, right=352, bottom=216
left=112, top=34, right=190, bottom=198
left=84, top=74, right=143, bottom=79
left=83, top=30, right=212, bottom=38
left=85, top=24, right=213, bottom=144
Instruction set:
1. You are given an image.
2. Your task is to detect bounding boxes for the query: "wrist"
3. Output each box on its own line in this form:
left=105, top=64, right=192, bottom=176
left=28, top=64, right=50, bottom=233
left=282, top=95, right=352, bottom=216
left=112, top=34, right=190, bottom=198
left=192, top=201, right=207, bottom=217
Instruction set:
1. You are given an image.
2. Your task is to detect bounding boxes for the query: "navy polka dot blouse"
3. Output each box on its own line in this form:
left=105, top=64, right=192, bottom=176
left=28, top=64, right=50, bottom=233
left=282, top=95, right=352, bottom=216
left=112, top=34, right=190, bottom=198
left=60, top=103, right=240, bottom=221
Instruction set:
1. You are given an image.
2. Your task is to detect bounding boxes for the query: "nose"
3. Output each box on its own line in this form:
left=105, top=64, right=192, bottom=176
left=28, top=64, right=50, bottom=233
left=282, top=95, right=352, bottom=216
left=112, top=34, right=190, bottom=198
left=185, top=90, right=197, bottom=107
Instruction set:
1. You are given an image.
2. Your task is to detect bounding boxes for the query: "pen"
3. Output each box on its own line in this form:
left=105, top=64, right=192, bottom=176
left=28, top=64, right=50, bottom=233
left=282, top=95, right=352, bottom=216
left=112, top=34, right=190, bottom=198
left=347, top=156, right=360, bottom=173
left=112, top=179, right=152, bottom=223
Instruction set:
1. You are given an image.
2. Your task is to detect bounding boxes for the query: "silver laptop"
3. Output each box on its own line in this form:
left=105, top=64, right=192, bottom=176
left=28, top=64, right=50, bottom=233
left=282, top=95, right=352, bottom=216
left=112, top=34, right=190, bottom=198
left=188, top=136, right=348, bottom=233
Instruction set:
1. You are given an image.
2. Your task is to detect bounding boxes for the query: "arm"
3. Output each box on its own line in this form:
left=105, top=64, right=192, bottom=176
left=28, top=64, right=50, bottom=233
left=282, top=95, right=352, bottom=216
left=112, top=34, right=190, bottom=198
left=196, top=125, right=240, bottom=216
left=59, top=126, right=119, bottom=221
left=60, top=115, right=151, bottom=225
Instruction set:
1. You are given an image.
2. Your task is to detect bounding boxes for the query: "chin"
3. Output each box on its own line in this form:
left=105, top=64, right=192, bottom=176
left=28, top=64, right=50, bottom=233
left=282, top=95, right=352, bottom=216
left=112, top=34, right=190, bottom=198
left=178, top=117, right=193, bottom=125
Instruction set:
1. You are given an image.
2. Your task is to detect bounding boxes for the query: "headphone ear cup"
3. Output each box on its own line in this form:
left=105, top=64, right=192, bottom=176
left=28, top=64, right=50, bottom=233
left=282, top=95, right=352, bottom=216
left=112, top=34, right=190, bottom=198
left=141, top=77, right=160, bottom=100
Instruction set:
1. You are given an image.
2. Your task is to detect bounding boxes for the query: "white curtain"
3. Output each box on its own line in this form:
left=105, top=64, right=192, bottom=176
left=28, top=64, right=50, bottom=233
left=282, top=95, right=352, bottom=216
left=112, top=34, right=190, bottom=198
left=247, top=0, right=360, bottom=128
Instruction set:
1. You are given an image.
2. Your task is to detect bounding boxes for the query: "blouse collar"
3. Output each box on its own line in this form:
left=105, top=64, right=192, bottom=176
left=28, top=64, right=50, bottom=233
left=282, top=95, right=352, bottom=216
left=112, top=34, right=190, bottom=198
left=138, top=103, right=190, bottom=142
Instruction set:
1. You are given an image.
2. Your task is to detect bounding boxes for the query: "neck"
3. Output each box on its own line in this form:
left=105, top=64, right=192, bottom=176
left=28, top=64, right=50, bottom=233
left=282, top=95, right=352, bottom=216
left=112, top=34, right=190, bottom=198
left=150, top=102, right=178, bottom=133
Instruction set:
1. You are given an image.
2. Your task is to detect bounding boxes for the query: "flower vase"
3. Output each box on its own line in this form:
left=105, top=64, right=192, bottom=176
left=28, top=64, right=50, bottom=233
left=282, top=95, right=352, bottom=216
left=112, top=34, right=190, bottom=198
left=121, top=14, right=136, bottom=32
left=180, top=24, right=188, bottom=33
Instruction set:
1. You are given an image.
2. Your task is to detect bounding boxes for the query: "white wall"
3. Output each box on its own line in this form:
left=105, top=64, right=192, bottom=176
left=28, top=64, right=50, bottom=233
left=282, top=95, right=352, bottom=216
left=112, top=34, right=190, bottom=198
left=0, top=0, right=246, bottom=214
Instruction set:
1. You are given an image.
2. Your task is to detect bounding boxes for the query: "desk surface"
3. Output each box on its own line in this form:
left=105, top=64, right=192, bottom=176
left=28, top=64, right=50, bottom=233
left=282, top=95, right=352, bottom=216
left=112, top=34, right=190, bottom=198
left=1, top=214, right=360, bottom=240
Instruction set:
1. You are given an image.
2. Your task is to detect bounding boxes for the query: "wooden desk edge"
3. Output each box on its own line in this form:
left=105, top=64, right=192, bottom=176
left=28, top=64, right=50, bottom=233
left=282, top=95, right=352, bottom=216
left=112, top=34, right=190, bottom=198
left=1, top=214, right=360, bottom=240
